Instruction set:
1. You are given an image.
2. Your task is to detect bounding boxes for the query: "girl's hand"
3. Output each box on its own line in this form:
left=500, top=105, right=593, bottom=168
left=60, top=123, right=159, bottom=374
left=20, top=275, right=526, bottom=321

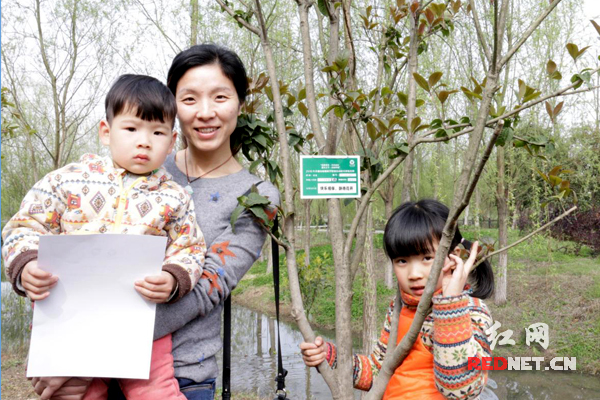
left=299, top=336, right=327, bottom=367
left=441, top=241, right=479, bottom=297
left=134, top=271, right=176, bottom=303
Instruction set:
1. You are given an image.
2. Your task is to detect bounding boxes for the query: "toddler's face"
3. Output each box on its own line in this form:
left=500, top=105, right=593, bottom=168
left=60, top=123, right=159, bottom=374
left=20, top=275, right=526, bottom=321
left=99, top=110, right=176, bottom=175
left=392, top=241, right=459, bottom=297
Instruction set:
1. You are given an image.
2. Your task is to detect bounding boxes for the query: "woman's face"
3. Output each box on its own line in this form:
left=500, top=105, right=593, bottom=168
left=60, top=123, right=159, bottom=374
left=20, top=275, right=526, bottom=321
left=175, top=64, right=241, bottom=155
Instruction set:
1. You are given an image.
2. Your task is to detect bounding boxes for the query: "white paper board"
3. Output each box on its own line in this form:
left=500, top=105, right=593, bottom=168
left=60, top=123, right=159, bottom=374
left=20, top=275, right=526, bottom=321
left=26, top=234, right=167, bottom=379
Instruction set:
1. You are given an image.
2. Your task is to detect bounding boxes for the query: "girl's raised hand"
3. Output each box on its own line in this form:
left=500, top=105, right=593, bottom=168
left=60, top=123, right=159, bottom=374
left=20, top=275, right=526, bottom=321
left=299, top=336, right=327, bottom=367
left=441, top=241, right=479, bottom=297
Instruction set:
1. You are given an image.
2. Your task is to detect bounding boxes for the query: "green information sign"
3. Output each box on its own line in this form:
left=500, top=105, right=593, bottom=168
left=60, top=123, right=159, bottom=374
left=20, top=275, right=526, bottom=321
left=300, top=156, right=361, bottom=199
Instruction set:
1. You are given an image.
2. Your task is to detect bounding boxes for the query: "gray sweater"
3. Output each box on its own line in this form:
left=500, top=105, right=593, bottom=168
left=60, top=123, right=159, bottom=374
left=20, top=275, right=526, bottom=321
left=153, top=154, right=280, bottom=383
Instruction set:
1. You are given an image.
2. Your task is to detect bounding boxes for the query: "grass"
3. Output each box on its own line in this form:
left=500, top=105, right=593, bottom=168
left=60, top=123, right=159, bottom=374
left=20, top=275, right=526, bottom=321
left=234, top=227, right=600, bottom=375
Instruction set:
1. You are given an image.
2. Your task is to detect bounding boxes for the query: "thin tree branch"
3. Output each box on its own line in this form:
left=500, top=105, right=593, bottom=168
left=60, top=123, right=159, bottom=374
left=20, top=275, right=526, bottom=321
left=215, top=0, right=261, bottom=36
left=469, top=0, right=491, bottom=65
left=500, top=0, right=563, bottom=67
left=475, top=206, right=578, bottom=268
left=417, top=75, right=600, bottom=143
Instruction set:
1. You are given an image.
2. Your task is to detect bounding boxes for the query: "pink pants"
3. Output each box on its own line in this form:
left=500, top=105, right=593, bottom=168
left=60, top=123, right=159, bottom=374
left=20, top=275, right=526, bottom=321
left=83, top=335, right=186, bottom=400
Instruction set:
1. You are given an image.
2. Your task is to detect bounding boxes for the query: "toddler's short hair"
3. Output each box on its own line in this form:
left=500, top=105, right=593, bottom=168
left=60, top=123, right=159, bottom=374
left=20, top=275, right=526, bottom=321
left=105, top=74, right=177, bottom=127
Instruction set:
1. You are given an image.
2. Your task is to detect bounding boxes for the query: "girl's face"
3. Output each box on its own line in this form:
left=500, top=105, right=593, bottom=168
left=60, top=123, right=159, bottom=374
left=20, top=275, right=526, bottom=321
left=175, top=64, right=241, bottom=156
left=392, top=241, right=459, bottom=297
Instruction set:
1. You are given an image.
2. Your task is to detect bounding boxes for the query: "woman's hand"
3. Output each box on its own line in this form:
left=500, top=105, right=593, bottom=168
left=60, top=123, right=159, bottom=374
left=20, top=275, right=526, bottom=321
left=441, top=241, right=479, bottom=297
left=299, top=336, right=327, bottom=367
left=31, top=376, right=92, bottom=400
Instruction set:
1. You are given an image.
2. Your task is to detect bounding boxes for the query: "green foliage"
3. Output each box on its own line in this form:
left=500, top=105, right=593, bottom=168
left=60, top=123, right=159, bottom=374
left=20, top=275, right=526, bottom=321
left=296, top=251, right=331, bottom=318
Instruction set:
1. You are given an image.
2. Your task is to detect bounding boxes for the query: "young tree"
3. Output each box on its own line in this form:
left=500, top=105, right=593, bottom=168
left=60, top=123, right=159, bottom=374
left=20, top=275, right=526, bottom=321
left=214, top=0, right=597, bottom=398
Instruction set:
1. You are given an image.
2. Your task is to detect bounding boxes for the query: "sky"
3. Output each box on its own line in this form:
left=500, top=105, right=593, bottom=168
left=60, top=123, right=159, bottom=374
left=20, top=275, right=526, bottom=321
left=584, top=0, right=600, bottom=18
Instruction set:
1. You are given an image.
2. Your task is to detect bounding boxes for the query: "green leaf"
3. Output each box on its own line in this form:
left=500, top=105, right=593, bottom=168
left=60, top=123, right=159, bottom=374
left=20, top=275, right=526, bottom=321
left=428, top=71, right=443, bottom=88
left=366, top=121, right=379, bottom=141
left=547, top=60, right=557, bottom=75
left=413, top=73, right=430, bottom=92
left=250, top=205, right=270, bottom=224
left=534, top=167, right=549, bottom=183
left=592, top=20, right=600, bottom=36
left=397, top=92, right=408, bottom=106
left=246, top=192, right=271, bottom=207
left=317, top=0, right=329, bottom=16
left=566, top=43, right=589, bottom=62
left=549, top=175, right=562, bottom=188
left=554, top=101, right=564, bottom=118
left=254, top=134, right=268, bottom=148
left=410, top=117, right=422, bottom=132
left=287, top=94, right=296, bottom=107
left=415, top=99, right=425, bottom=107
left=437, top=89, right=457, bottom=104
left=495, top=127, right=513, bottom=147
left=523, top=91, right=541, bottom=103
left=549, top=165, right=563, bottom=176
left=435, top=128, right=448, bottom=138
left=381, top=87, right=393, bottom=97
left=322, top=104, right=336, bottom=117
left=230, top=205, right=245, bottom=233
left=333, top=105, right=345, bottom=119
left=298, top=88, right=306, bottom=101
left=298, top=102, right=309, bottom=118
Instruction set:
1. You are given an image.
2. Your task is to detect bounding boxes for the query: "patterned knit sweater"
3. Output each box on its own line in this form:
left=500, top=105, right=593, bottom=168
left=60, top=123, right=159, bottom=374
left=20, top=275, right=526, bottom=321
left=325, top=290, right=493, bottom=399
left=1, top=154, right=206, bottom=302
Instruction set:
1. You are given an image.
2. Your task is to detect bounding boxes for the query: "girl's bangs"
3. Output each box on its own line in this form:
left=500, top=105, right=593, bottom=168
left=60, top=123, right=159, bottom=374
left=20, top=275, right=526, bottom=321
left=384, top=207, right=442, bottom=259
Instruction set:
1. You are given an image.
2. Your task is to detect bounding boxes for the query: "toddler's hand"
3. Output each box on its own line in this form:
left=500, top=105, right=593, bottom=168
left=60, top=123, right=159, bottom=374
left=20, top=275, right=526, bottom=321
left=442, top=241, right=479, bottom=297
left=21, top=260, right=58, bottom=301
left=134, top=271, right=176, bottom=303
left=299, top=336, right=327, bottom=367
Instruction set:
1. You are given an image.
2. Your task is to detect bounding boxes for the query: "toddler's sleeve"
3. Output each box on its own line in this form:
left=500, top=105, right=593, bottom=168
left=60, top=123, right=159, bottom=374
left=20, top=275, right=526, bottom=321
left=1, top=171, right=66, bottom=296
left=162, top=192, right=206, bottom=303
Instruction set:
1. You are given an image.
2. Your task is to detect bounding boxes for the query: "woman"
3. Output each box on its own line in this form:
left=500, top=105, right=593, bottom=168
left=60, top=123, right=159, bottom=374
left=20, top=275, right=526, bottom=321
left=31, top=44, right=280, bottom=400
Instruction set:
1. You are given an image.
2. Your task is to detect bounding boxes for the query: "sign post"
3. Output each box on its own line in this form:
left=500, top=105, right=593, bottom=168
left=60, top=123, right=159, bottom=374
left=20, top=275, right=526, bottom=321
left=300, top=156, right=361, bottom=199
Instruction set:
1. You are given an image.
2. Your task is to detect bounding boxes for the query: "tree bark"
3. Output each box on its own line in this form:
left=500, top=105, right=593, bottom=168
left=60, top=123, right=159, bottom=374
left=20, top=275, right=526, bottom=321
left=400, top=10, right=419, bottom=203
left=495, top=146, right=508, bottom=305
left=362, top=206, right=378, bottom=360
left=304, top=199, right=312, bottom=266
left=190, top=0, right=199, bottom=46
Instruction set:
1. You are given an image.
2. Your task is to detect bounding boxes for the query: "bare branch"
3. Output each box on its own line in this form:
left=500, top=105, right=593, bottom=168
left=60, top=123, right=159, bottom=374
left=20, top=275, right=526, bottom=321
left=475, top=206, right=578, bottom=268
left=417, top=75, right=600, bottom=144
left=133, top=0, right=182, bottom=54
left=215, top=0, right=261, bottom=36
left=500, top=0, right=563, bottom=67
left=469, top=0, right=491, bottom=65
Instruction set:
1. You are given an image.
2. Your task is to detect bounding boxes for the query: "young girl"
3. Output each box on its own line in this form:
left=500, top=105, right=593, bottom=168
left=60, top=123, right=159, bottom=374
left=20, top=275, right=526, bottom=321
left=300, top=199, right=494, bottom=400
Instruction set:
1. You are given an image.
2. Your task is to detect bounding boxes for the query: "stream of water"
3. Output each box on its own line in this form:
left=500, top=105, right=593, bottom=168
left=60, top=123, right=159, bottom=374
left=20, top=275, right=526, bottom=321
left=2, top=283, right=599, bottom=399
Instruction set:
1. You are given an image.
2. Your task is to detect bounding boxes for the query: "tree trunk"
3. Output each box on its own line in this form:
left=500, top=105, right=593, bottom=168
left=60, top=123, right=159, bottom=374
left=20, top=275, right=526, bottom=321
left=495, top=146, right=509, bottom=305
left=400, top=11, right=419, bottom=203
left=190, top=0, right=199, bottom=46
left=266, top=239, right=273, bottom=274
left=304, top=199, right=312, bottom=266
left=463, top=204, right=470, bottom=226
left=384, top=183, right=395, bottom=289
left=362, top=206, right=378, bottom=353
left=475, top=187, right=481, bottom=228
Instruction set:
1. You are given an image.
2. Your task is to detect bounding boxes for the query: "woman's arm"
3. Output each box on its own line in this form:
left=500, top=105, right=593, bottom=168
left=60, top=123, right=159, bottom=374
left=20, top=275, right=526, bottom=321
left=430, top=294, right=493, bottom=400
left=153, top=182, right=280, bottom=339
